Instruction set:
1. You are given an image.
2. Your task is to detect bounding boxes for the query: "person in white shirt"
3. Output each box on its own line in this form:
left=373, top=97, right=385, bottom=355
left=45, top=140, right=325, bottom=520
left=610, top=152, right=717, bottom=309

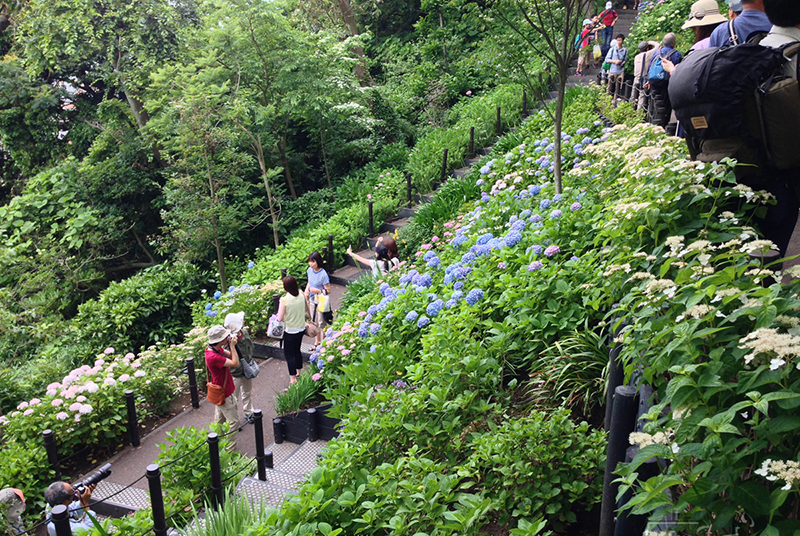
left=760, top=0, right=800, bottom=79
left=347, top=236, right=400, bottom=276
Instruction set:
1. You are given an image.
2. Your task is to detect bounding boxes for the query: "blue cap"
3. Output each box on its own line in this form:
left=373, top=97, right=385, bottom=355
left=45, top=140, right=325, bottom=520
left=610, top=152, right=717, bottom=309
left=727, top=0, right=743, bottom=13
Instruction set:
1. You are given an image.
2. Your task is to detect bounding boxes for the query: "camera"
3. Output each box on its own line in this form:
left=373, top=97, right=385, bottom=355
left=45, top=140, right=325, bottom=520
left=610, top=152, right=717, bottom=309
left=73, top=463, right=112, bottom=498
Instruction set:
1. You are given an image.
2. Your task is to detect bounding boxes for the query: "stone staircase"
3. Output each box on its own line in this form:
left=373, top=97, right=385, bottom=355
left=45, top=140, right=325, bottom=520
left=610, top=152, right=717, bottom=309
left=236, top=440, right=328, bottom=508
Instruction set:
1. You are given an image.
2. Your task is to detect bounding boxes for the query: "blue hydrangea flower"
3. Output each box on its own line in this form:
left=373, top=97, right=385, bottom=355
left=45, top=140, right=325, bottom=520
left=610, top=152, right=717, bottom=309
left=571, top=256, right=580, bottom=261
left=444, top=273, right=455, bottom=285
left=380, top=282, right=391, bottom=295
left=451, top=235, right=469, bottom=249
left=504, top=230, right=522, bottom=247
left=528, top=261, right=543, bottom=272
left=530, top=214, right=543, bottom=224
left=205, top=311, right=217, bottom=317
left=528, top=244, right=543, bottom=256
left=358, top=325, right=369, bottom=338
left=462, top=252, right=477, bottom=264
left=445, top=299, right=457, bottom=309
left=364, top=314, right=373, bottom=324
left=520, top=209, right=532, bottom=219
left=368, top=305, right=379, bottom=316
left=481, top=193, right=490, bottom=203
left=405, top=310, right=419, bottom=323
left=571, top=202, right=582, bottom=211
left=423, top=251, right=437, bottom=262
left=480, top=165, right=491, bottom=175
left=539, top=199, right=551, bottom=210
left=214, top=291, right=222, bottom=300
left=370, top=323, right=381, bottom=335
left=317, top=360, right=324, bottom=370
left=417, top=316, right=431, bottom=328
left=550, top=209, right=563, bottom=219
left=454, top=281, right=464, bottom=290
left=386, top=313, right=394, bottom=320
left=498, top=262, right=507, bottom=269
left=465, top=289, right=484, bottom=306
left=477, top=233, right=494, bottom=245
left=426, top=299, right=444, bottom=317
left=419, top=273, right=432, bottom=288
left=228, top=286, right=236, bottom=292
left=511, top=219, right=526, bottom=232
left=247, top=261, right=255, bottom=269
left=476, top=178, right=484, bottom=186
left=452, top=290, right=464, bottom=301
left=370, top=345, right=377, bottom=353
left=553, top=194, right=562, bottom=202
left=204, top=303, right=213, bottom=310
left=310, top=352, right=319, bottom=362
left=427, top=256, right=440, bottom=269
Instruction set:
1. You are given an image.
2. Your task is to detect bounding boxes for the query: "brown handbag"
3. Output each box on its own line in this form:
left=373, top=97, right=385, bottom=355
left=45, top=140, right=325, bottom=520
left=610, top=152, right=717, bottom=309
left=206, top=351, right=228, bottom=406
left=304, top=322, right=320, bottom=338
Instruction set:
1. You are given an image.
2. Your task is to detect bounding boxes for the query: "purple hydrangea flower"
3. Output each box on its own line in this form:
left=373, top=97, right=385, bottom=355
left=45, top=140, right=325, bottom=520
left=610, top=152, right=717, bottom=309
left=539, top=199, right=551, bottom=210
left=445, top=299, right=457, bottom=309
left=370, top=323, right=381, bottom=335
left=530, top=214, right=543, bottom=224
left=550, top=209, right=562, bottom=219
left=358, top=325, right=369, bottom=338
left=370, top=345, right=377, bottom=353
left=511, top=219, right=526, bottom=232
left=528, top=244, right=543, bottom=256
left=498, top=262, right=507, bottom=269
left=571, top=256, right=580, bottom=261
left=476, top=179, right=484, bottom=186
left=544, top=245, right=561, bottom=257
left=480, top=166, right=491, bottom=175
left=477, top=233, right=494, bottom=245
left=571, top=202, right=582, bottom=211
left=417, top=316, right=431, bottom=328
left=504, top=230, right=523, bottom=247
left=528, top=261, right=544, bottom=272
left=317, top=360, right=324, bottom=370
left=520, top=209, right=532, bottom=219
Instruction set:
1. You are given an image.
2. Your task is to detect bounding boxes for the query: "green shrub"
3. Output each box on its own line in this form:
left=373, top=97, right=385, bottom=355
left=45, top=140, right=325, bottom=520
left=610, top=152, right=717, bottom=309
left=71, top=263, right=202, bottom=361
left=192, top=280, right=284, bottom=333
left=275, top=369, right=324, bottom=415
left=0, top=441, right=54, bottom=515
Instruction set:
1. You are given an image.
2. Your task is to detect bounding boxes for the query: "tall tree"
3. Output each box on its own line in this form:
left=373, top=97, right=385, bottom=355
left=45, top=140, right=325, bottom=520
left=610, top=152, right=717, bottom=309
left=492, top=0, right=591, bottom=194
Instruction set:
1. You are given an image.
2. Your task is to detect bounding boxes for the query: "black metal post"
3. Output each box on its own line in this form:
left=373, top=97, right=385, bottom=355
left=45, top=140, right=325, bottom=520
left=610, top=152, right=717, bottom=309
left=265, top=450, right=274, bottom=469
left=51, top=505, right=72, bottom=536
left=599, top=386, right=638, bottom=536
left=124, top=390, right=140, bottom=447
left=605, top=341, right=625, bottom=432
left=368, top=201, right=374, bottom=237
left=147, top=464, right=168, bottom=536
left=321, top=246, right=328, bottom=266
left=254, top=410, right=267, bottom=481
left=273, top=418, right=284, bottom=444
left=469, top=127, right=475, bottom=158
left=307, top=408, right=318, bottom=442
left=208, top=433, right=224, bottom=508
left=280, top=268, right=287, bottom=278
left=43, top=429, right=61, bottom=479
left=406, top=173, right=412, bottom=208
left=327, top=235, right=334, bottom=268
left=538, top=73, right=544, bottom=100
left=495, top=107, right=501, bottom=136
left=186, top=358, right=199, bottom=409
left=440, top=148, right=449, bottom=184
left=523, top=89, right=528, bottom=116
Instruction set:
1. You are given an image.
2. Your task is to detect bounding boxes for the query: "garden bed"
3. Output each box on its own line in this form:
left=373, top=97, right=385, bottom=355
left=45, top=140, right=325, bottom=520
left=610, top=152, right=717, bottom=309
left=275, top=402, right=339, bottom=444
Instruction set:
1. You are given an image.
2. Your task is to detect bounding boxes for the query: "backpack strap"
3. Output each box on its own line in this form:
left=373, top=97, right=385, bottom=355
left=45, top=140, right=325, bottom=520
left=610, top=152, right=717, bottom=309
left=728, top=19, right=739, bottom=46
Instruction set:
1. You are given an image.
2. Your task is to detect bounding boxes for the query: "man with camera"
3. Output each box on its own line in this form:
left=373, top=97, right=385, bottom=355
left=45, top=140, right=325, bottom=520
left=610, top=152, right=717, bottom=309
left=44, top=481, right=97, bottom=536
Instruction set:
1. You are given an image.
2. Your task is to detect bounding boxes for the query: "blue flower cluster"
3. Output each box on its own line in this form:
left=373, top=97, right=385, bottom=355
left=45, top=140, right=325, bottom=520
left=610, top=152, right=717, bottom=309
left=445, top=299, right=457, bottom=309
left=550, top=209, right=562, bottom=219
left=205, top=303, right=213, bottom=310
left=427, top=255, right=440, bottom=269
left=451, top=234, right=469, bottom=249
left=417, top=315, right=431, bottom=328
left=214, top=290, right=222, bottom=300
left=370, top=323, right=381, bottom=336
left=247, top=261, right=255, bottom=269
left=504, top=230, right=522, bottom=248
left=476, top=233, right=494, bottom=245
left=465, top=289, right=485, bottom=306
left=405, top=310, right=419, bottom=323
left=461, top=252, right=477, bottom=264
left=519, top=209, right=532, bottom=219
left=539, top=199, right=551, bottom=210
left=358, top=325, right=369, bottom=338
left=426, top=299, right=444, bottom=317
left=510, top=219, right=526, bottom=232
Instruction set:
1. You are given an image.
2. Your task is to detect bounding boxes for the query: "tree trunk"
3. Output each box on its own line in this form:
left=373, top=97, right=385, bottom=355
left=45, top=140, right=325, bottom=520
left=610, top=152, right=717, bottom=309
left=278, top=112, right=297, bottom=200
left=206, top=159, right=227, bottom=290
left=439, top=10, right=449, bottom=73
left=236, top=122, right=281, bottom=249
left=337, top=0, right=373, bottom=86
left=122, top=87, right=164, bottom=168
left=553, top=72, right=567, bottom=195
left=319, top=122, right=332, bottom=189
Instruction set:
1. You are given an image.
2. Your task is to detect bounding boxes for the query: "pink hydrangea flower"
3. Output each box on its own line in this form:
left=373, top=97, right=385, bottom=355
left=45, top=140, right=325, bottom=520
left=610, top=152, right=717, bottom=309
left=104, top=347, right=115, bottom=355
left=125, top=353, right=135, bottom=360
left=29, top=398, right=41, bottom=405
left=23, top=409, right=34, bottom=416
left=327, top=356, right=334, bottom=362
left=341, top=349, right=351, bottom=356
left=69, top=403, right=82, bottom=412
left=76, top=396, right=87, bottom=403
left=312, top=373, right=322, bottom=381
left=431, top=236, right=439, bottom=243
left=119, top=374, right=130, bottom=382
left=56, top=412, right=69, bottom=421
left=17, top=402, right=28, bottom=410
left=51, top=399, right=63, bottom=407
left=420, top=244, right=432, bottom=250
left=466, top=90, right=472, bottom=96
left=134, top=370, right=146, bottom=378
left=358, top=311, right=367, bottom=317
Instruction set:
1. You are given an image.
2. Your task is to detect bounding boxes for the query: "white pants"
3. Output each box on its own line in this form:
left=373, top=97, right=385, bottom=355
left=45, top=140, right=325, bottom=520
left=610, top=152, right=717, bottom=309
left=233, top=376, right=253, bottom=417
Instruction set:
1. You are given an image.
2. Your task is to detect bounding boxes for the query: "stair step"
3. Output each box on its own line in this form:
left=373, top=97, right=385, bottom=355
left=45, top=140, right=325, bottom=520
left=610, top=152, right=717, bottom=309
left=452, top=168, right=472, bottom=179
left=476, top=146, right=494, bottom=156
left=397, top=206, right=418, bottom=219
left=380, top=217, right=410, bottom=234
left=344, top=248, right=377, bottom=268
left=463, top=157, right=481, bottom=166
left=366, top=232, right=396, bottom=249
left=414, top=193, right=435, bottom=204
left=330, top=265, right=367, bottom=286
left=237, top=476, right=293, bottom=508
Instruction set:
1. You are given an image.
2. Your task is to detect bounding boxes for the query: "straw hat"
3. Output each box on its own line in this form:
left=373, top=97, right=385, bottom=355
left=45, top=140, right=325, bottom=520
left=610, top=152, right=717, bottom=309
left=682, top=0, right=727, bottom=29
left=207, top=325, right=230, bottom=345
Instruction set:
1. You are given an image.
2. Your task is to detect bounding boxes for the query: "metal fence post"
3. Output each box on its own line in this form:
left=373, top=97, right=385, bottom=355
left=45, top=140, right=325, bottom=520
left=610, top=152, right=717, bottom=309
left=496, top=106, right=501, bottom=136
left=523, top=88, right=528, bottom=116
left=147, top=464, right=168, bottom=536
left=273, top=418, right=284, bottom=444
left=43, top=429, right=61, bottom=479
left=440, top=148, right=449, bottom=184
left=327, top=235, right=334, bottom=268
left=124, top=390, right=140, bottom=447
left=307, top=408, right=318, bottom=442
left=321, top=246, right=328, bottom=265
left=51, top=504, right=72, bottom=536
left=469, top=127, right=475, bottom=158
left=185, top=358, right=200, bottom=409
left=368, top=201, right=374, bottom=237
left=406, top=173, right=412, bottom=208
left=254, top=409, right=267, bottom=481
left=265, top=450, right=274, bottom=469
left=280, top=268, right=287, bottom=278
left=599, top=386, right=638, bottom=536
left=208, top=433, right=224, bottom=509
left=605, top=340, right=625, bottom=432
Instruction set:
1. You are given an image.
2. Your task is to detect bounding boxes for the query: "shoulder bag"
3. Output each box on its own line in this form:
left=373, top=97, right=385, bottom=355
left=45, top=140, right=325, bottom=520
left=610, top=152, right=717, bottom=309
left=205, top=351, right=228, bottom=406
left=241, top=356, right=260, bottom=379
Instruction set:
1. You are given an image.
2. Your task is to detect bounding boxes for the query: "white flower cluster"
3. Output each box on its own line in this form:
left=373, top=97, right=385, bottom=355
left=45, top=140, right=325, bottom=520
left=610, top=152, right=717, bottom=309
left=755, top=459, right=800, bottom=490
left=644, top=279, right=677, bottom=299
left=739, top=328, right=800, bottom=368
left=603, top=263, right=631, bottom=277
left=629, top=430, right=680, bottom=454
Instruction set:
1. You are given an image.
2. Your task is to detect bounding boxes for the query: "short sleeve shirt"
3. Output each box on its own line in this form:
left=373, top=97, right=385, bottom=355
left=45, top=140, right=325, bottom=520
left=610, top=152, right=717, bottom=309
left=306, top=267, right=330, bottom=296
left=601, top=9, right=616, bottom=26
left=205, top=346, right=235, bottom=398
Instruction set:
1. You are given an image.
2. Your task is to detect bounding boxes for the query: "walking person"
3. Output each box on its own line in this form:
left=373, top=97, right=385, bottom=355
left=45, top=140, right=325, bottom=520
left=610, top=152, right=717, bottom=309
left=304, top=251, right=330, bottom=347
left=205, top=325, right=239, bottom=445
left=606, top=34, right=628, bottom=102
left=346, top=236, right=400, bottom=276
left=277, top=275, right=309, bottom=386
left=575, top=19, right=596, bottom=76
left=632, top=41, right=659, bottom=111
left=599, top=2, right=619, bottom=55
left=223, top=312, right=255, bottom=423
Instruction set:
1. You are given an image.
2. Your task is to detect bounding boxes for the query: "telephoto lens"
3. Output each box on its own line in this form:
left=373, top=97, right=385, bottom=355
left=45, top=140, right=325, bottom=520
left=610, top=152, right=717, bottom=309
left=74, top=463, right=112, bottom=493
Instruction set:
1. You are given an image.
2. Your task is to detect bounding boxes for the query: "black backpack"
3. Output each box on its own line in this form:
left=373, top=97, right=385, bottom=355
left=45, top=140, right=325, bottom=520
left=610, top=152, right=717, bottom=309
left=669, top=42, right=800, bottom=173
